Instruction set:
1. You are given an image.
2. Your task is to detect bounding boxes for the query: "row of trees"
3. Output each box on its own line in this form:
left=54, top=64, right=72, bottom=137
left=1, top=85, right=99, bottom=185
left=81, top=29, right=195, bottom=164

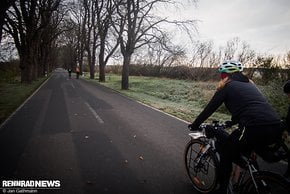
left=1, top=0, right=197, bottom=89
left=131, top=36, right=290, bottom=70
left=187, top=37, right=290, bottom=70
left=1, top=1, right=289, bottom=88
left=61, top=0, right=197, bottom=89
left=1, top=0, right=66, bottom=83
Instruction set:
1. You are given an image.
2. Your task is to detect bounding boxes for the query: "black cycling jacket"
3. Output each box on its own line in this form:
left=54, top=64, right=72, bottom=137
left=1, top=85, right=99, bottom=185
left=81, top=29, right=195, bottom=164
left=286, top=106, right=290, bottom=131
left=192, top=79, right=281, bottom=129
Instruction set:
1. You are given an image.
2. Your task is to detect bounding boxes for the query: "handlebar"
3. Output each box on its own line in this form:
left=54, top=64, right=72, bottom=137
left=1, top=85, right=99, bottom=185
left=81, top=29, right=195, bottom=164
left=199, top=120, right=233, bottom=131
left=195, top=121, right=231, bottom=139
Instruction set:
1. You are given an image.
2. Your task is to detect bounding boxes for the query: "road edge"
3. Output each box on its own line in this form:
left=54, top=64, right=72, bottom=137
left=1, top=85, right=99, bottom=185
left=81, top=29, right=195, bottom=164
left=0, top=75, right=52, bottom=130
left=81, top=77, right=190, bottom=125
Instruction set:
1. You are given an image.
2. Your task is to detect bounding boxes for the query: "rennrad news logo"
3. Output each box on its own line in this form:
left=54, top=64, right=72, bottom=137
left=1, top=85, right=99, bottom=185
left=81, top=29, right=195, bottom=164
left=1, top=180, right=61, bottom=193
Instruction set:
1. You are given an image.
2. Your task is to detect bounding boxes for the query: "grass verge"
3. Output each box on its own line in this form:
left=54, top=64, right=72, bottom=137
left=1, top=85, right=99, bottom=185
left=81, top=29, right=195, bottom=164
left=85, top=74, right=289, bottom=123
left=85, top=74, right=230, bottom=122
left=86, top=74, right=290, bottom=146
left=0, top=77, right=48, bottom=125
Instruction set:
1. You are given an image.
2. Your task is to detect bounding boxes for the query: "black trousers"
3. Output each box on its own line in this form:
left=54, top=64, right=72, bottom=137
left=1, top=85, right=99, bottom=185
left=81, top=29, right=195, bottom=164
left=217, top=123, right=283, bottom=192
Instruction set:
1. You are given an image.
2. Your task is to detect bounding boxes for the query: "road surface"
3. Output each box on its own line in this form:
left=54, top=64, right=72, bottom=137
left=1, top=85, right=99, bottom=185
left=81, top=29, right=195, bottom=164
left=0, top=69, right=287, bottom=194
left=0, top=69, right=194, bottom=194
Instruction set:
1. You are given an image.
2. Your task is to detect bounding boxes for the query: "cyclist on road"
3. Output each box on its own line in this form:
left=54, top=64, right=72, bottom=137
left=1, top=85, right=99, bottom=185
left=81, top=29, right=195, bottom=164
left=76, top=65, right=80, bottom=79
left=188, top=60, right=284, bottom=194
left=68, top=68, right=72, bottom=78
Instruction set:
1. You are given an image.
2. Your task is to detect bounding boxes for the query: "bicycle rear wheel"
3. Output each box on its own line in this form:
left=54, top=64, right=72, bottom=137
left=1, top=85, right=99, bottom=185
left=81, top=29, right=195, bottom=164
left=184, top=139, right=219, bottom=193
left=241, top=171, right=290, bottom=194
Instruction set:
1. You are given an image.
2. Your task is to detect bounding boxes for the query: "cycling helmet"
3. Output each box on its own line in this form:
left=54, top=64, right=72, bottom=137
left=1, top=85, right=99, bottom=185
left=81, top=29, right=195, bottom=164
left=219, top=60, right=243, bottom=73
left=283, top=80, right=290, bottom=93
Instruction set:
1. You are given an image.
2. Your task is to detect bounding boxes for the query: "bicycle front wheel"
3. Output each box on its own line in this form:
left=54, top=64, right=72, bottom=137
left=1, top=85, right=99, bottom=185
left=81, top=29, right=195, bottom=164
left=184, top=138, right=219, bottom=193
left=241, top=171, right=290, bottom=194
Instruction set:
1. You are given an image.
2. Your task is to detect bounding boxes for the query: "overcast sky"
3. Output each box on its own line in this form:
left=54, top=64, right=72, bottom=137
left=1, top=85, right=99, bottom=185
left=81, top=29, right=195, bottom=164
left=175, top=0, right=290, bottom=55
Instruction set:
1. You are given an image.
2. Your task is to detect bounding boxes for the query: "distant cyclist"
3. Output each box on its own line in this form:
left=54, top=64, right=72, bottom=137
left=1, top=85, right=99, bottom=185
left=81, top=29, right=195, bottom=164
left=68, top=68, right=72, bottom=78
left=76, top=65, right=80, bottom=79
left=188, top=60, right=283, bottom=194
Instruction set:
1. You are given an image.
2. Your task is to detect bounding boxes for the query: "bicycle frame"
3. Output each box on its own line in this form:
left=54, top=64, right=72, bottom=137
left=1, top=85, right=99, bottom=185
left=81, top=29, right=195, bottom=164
left=189, top=131, right=219, bottom=169
left=186, top=122, right=290, bottom=194
left=189, top=130, right=218, bottom=154
left=191, top=133, right=260, bottom=192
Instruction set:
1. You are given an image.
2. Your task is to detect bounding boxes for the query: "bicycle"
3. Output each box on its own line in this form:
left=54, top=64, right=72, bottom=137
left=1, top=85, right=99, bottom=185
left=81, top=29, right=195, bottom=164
left=184, top=121, right=290, bottom=194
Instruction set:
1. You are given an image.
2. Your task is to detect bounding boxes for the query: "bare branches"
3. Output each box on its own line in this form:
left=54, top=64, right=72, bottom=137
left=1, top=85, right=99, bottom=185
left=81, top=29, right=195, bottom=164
left=109, top=0, right=198, bottom=89
left=3, top=0, right=63, bottom=82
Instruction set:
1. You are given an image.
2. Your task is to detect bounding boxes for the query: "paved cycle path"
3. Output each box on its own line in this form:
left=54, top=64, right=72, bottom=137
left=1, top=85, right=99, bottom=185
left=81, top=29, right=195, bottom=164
left=0, top=69, right=287, bottom=194
left=0, top=70, right=194, bottom=194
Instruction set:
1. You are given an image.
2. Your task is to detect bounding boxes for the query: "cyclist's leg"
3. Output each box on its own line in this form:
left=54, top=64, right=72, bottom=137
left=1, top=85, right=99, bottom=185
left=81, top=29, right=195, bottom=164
left=216, top=151, right=232, bottom=193
left=215, top=128, right=229, bottom=145
left=231, top=164, right=241, bottom=184
left=216, top=130, right=242, bottom=193
left=245, top=124, right=284, bottom=162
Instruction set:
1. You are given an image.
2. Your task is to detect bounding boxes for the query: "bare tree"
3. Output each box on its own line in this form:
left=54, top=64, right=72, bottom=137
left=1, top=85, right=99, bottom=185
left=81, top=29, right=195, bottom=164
left=222, top=37, right=256, bottom=67
left=68, top=0, right=86, bottom=74
left=112, top=0, right=197, bottom=89
left=0, top=0, right=16, bottom=43
left=223, top=37, right=239, bottom=60
left=236, top=41, right=256, bottom=67
left=135, top=32, right=185, bottom=67
left=96, top=0, right=119, bottom=82
left=285, top=51, right=290, bottom=69
left=82, top=0, right=99, bottom=79
left=190, top=40, right=213, bottom=67
left=38, top=0, right=65, bottom=75
left=4, top=0, right=62, bottom=83
left=208, top=49, right=222, bottom=68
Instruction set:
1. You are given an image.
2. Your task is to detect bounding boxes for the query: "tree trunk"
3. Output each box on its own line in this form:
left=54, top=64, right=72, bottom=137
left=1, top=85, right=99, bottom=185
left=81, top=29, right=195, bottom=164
left=86, top=48, right=94, bottom=79
left=0, top=11, right=4, bottom=44
left=121, top=53, right=131, bottom=90
left=99, top=61, right=106, bottom=82
left=91, top=44, right=96, bottom=79
left=19, top=47, right=35, bottom=84
left=20, top=57, right=33, bottom=84
left=89, top=57, right=95, bottom=79
left=89, top=63, right=95, bottom=79
left=99, top=41, right=106, bottom=82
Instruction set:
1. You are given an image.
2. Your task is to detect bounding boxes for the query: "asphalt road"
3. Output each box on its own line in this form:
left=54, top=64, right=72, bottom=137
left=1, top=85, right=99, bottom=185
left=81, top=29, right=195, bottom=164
left=0, top=69, right=287, bottom=194
left=0, top=69, right=194, bottom=194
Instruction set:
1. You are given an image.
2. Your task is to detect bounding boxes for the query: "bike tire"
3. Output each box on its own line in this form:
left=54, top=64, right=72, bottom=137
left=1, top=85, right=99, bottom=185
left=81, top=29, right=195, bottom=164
left=240, top=170, right=290, bottom=194
left=184, top=138, right=219, bottom=193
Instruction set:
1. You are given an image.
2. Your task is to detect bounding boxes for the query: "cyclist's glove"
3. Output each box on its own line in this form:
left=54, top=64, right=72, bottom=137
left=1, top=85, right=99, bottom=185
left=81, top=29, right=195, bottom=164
left=188, top=123, right=200, bottom=131
left=205, top=125, right=215, bottom=138
left=225, top=120, right=233, bottom=127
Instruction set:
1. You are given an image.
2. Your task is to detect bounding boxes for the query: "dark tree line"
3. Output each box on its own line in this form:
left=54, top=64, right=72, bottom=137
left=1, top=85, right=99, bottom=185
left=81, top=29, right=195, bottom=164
left=2, top=0, right=64, bottom=83
left=1, top=0, right=197, bottom=87
left=0, top=1, right=16, bottom=44
left=2, top=1, right=288, bottom=88
left=65, top=0, right=196, bottom=89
